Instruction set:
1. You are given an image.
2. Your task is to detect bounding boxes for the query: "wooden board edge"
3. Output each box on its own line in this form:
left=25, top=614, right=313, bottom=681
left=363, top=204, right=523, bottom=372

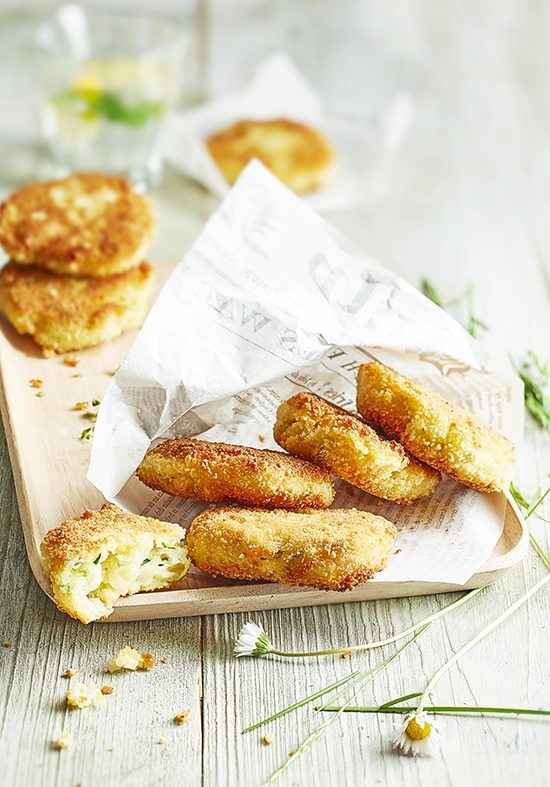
left=0, top=352, right=55, bottom=600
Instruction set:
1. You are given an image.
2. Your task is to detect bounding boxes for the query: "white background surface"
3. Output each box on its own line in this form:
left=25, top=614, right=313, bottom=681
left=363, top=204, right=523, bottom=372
left=0, top=2, right=548, bottom=786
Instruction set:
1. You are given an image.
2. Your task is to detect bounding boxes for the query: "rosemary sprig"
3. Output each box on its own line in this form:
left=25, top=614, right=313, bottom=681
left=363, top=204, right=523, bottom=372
left=511, top=351, right=550, bottom=432
left=421, top=278, right=487, bottom=338
left=259, top=626, right=430, bottom=786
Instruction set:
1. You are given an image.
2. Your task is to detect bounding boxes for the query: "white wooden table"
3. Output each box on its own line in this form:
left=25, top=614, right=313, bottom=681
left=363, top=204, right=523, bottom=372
left=0, top=2, right=548, bottom=786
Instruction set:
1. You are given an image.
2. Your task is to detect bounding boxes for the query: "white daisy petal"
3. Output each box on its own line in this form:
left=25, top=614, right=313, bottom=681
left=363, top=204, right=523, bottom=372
left=234, top=621, right=272, bottom=657
left=392, top=713, right=440, bottom=757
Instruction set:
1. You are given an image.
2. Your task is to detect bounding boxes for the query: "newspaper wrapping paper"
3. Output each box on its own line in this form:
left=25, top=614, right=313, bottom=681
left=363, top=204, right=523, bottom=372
left=162, top=51, right=365, bottom=212
left=89, top=160, right=523, bottom=586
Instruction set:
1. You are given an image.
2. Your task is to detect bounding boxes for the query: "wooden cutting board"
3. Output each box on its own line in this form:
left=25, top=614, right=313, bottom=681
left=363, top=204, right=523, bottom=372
left=0, top=260, right=528, bottom=622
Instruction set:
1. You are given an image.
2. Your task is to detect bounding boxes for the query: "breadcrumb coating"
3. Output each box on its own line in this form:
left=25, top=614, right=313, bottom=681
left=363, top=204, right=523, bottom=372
left=274, top=393, right=440, bottom=504
left=0, top=173, right=155, bottom=277
left=207, top=118, right=336, bottom=194
left=0, top=260, right=153, bottom=355
left=137, top=438, right=335, bottom=509
left=186, top=506, right=397, bottom=591
left=41, top=503, right=189, bottom=624
left=356, top=361, right=516, bottom=493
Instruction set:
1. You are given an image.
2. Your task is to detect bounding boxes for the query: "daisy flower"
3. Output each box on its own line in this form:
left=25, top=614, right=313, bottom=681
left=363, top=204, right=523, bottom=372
left=234, top=621, right=272, bottom=658
left=392, top=713, right=440, bottom=757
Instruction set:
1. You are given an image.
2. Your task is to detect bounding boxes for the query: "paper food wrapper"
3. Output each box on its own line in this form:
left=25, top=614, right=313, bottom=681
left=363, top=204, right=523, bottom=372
left=162, top=52, right=364, bottom=212
left=89, top=161, right=523, bottom=586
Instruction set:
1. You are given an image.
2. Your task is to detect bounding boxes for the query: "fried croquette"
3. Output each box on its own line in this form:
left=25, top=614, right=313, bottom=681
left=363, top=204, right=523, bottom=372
left=186, top=506, right=397, bottom=591
left=0, top=260, right=153, bottom=355
left=206, top=118, right=336, bottom=194
left=273, top=393, right=440, bottom=504
left=137, top=438, right=335, bottom=509
left=356, top=361, right=516, bottom=493
left=41, top=503, right=190, bottom=624
left=0, top=173, right=155, bottom=277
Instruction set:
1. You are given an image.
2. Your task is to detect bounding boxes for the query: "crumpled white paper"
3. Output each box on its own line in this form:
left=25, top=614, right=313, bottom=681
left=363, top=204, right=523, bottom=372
left=162, top=51, right=364, bottom=211
left=89, top=161, right=523, bottom=585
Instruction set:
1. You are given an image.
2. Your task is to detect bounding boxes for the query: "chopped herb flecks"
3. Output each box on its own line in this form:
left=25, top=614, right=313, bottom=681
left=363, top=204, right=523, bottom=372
left=79, top=427, right=93, bottom=441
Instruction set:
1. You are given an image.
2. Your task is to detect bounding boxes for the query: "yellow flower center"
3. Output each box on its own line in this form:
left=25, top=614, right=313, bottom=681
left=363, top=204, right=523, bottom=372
left=406, top=717, right=431, bottom=741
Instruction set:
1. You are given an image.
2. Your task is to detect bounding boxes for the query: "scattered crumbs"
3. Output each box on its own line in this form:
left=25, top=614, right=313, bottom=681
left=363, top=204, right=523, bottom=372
left=288, top=750, right=296, bottom=757
left=340, top=650, right=352, bottom=659
left=158, top=737, right=167, bottom=745
left=63, top=356, right=80, bottom=367
left=107, top=746, right=115, bottom=752
left=29, top=379, right=43, bottom=388
left=261, top=734, right=273, bottom=746
left=52, top=731, right=74, bottom=750
left=258, top=434, right=265, bottom=443
left=74, top=402, right=88, bottom=411
left=82, top=411, right=97, bottom=421
left=394, top=548, right=402, bottom=555
left=62, top=668, right=76, bottom=678
left=173, top=710, right=190, bottom=726
left=71, top=373, right=82, bottom=378
left=160, top=657, right=168, bottom=665
left=101, top=685, right=114, bottom=695
left=66, top=682, right=102, bottom=710
left=35, top=391, right=45, bottom=398
left=107, top=368, right=119, bottom=377
left=140, top=653, right=156, bottom=671
left=108, top=646, right=156, bottom=673
left=3, top=642, right=12, bottom=649
left=91, top=398, right=101, bottom=407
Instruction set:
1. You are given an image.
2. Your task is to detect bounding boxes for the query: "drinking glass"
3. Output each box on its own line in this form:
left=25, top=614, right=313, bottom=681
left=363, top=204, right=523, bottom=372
left=33, top=4, right=189, bottom=190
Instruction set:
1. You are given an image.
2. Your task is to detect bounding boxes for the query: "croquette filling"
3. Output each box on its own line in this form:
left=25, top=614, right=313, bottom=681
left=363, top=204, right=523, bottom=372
left=55, top=539, right=189, bottom=622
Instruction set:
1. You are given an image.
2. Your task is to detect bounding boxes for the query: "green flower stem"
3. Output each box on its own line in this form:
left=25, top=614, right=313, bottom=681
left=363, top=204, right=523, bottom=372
left=260, top=625, right=431, bottom=787
left=415, top=572, right=550, bottom=715
left=241, top=671, right=361, bottom=733
left=525, top=485, right=550, bottom=518
left=263, top=586, right=483, bottom=659
left=510, top=482, right=550, bottom=569
left=320, top=704, right=550, bottom=717
left=530, top=532, right=550, bottom=570
left=379, top=692, right=422, bottom=708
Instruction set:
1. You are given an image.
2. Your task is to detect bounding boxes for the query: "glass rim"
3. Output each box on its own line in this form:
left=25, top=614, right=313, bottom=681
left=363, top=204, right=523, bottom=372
left=33, top=3, right=190, bottom=57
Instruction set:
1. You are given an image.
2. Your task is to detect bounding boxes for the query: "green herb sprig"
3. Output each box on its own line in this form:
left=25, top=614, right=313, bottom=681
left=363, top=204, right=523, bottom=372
left=511, top=352, right=550, bottom=432
left=421, top=278, right=487, bottom=338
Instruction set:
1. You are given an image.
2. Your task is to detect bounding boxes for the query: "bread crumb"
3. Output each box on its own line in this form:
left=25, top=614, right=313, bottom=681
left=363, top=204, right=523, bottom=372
left=107, top=368, right=119, bottom=376
left=258, top=435, right=265, bottom=443
left=158, top=737, right=167, bottom=745
left=63, top=356, right=80, bottom=367
left=340, top=650, right=352, bottom=659
left=74, top=402, right=89, bottom=411
left=140, top=652, right=156, bottom=671
left=71, top=374, right=82, bottom=378
left=3, top=642, right=12, bottom=649
left=261, top=734, right=273, bottom=746
left=66, top=682, right=102, bottom=710
left=160, top=657, right=168, bottom=664
left=108, top=646, right=156, bottom=673
left=101, top=685, right=114, bottom=695
left=174, top=710, right=190, bottom=725
left=52, top=731, right=73, bottom=750
left=62, top=668, right=76, bottom=678
left=107, top=746, right=115, bottom=752
left=29, top=379, right=43, bottom=388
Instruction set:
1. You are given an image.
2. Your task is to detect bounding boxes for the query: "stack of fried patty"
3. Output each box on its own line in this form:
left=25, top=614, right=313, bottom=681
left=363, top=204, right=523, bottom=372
left=0, top=172, right=156, bottom=355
